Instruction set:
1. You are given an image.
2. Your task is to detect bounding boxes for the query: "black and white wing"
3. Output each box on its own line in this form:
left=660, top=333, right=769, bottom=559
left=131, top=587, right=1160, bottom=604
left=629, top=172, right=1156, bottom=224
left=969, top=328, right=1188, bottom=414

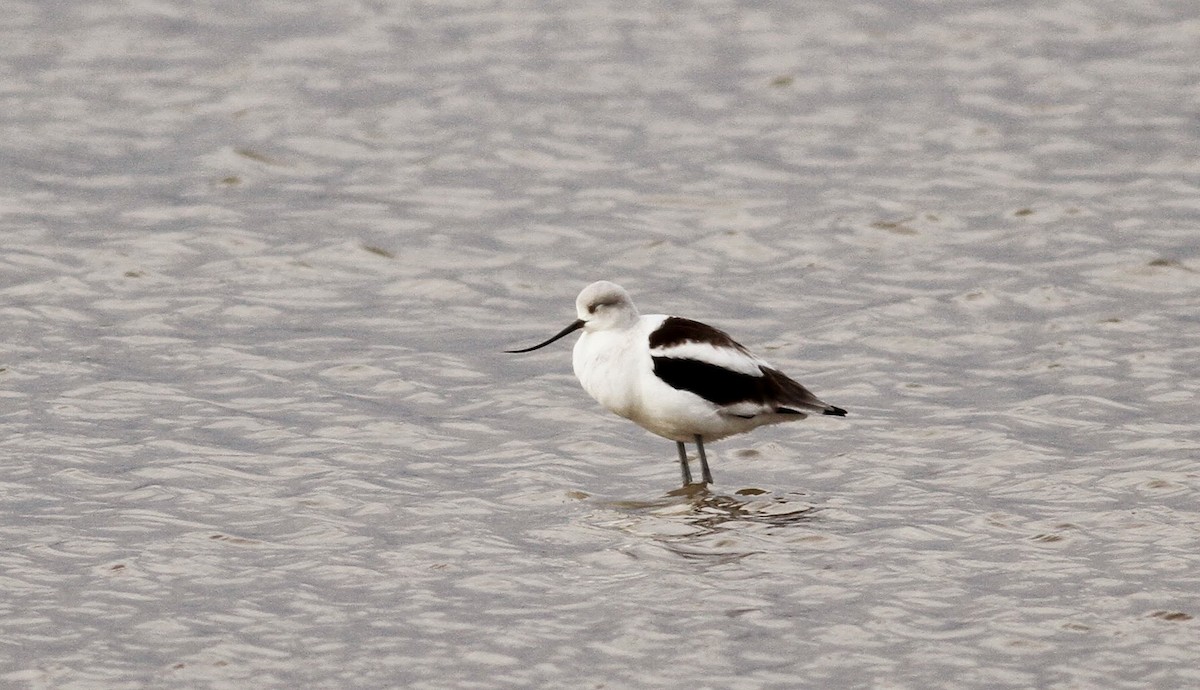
left=647, top=317, right=847, bottom=418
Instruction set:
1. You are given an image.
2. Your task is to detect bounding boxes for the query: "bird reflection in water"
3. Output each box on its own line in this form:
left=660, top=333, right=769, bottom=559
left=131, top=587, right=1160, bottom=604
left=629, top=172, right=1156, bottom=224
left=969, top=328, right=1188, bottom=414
left=609, top=486, right=820, bottom=533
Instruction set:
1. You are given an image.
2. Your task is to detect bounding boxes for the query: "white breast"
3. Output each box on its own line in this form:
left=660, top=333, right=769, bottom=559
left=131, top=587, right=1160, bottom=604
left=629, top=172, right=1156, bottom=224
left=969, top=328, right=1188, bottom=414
left=572, top=318, right=659, bottom=419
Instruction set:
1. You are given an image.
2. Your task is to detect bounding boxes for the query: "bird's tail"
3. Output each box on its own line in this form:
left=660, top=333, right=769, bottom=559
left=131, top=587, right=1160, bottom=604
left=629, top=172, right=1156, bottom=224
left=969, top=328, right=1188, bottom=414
left=766, top=368, right=847, bottom=416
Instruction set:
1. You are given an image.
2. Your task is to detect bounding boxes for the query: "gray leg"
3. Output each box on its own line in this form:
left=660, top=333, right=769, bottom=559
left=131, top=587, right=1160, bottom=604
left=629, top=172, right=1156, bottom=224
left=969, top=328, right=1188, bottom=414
left=695, top=434, right=713, bottom=484
left=676, top=441, right=692, bottom=485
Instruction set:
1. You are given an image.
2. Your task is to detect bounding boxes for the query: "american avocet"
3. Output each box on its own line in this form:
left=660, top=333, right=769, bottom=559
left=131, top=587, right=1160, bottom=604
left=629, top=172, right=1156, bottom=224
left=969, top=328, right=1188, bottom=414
left=506, top=281, right=847, bottom=486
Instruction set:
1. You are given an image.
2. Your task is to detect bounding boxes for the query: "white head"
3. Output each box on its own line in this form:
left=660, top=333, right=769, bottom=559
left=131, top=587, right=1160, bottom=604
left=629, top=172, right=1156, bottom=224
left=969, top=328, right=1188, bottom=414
left=574, top=281, right=639, bottom=331
left=504, top=281, right=639, bottom=353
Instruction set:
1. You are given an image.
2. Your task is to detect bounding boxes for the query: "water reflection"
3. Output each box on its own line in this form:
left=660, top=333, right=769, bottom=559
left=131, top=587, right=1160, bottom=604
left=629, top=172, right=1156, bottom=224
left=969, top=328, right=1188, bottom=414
left=596, top=486, right=823, bottom=565
left=606, top=486, right=821, bottom=532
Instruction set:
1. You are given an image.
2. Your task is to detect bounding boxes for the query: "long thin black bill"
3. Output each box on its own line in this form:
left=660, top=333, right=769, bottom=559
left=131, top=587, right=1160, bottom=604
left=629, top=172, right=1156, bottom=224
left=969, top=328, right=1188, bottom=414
left=504, top=319, right=585, bottom=353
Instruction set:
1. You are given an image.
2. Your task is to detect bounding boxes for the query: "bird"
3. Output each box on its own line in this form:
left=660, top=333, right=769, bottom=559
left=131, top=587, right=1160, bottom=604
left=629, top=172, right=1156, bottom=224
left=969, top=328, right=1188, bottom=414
left=505, top=281, right=847, bottom=487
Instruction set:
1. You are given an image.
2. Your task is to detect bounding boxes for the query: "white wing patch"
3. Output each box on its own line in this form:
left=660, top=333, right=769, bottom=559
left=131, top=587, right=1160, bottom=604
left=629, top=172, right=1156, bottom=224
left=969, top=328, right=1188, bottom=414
left=649, top=341, right=768, bottom=377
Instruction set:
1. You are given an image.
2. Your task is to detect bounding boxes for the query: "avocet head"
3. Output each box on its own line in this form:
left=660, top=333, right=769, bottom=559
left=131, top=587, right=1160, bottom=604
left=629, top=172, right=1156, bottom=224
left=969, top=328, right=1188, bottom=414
left=505, top=281, right=639, bottom=353
left=574, top=280, right=638, bottom=329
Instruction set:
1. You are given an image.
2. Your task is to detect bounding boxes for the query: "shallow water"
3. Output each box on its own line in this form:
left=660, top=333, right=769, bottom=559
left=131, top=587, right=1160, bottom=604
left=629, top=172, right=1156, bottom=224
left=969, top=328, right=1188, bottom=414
left=3, top=0, right=1199, bottom=688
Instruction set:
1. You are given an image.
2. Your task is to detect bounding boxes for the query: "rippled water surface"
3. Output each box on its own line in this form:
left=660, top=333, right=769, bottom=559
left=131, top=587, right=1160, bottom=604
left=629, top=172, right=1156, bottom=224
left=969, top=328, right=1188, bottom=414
left=3, top=1, right=1199, bottom=688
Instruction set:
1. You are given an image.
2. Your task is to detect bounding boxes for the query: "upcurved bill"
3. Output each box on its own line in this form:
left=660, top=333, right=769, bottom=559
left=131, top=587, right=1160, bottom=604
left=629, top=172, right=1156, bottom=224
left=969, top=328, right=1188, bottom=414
left=504, top=319, right=585, bottom=353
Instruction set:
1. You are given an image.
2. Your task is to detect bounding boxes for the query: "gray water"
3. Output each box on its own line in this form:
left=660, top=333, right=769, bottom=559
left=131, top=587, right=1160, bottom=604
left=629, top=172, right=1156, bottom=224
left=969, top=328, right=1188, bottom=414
left=3, top=1, right=1199, bottom=688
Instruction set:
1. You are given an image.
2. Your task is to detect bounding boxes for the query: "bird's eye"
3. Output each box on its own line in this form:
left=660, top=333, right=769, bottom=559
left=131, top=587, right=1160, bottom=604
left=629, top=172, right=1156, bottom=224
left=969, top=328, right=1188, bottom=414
left=588, top=299, right=616, bottom=314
